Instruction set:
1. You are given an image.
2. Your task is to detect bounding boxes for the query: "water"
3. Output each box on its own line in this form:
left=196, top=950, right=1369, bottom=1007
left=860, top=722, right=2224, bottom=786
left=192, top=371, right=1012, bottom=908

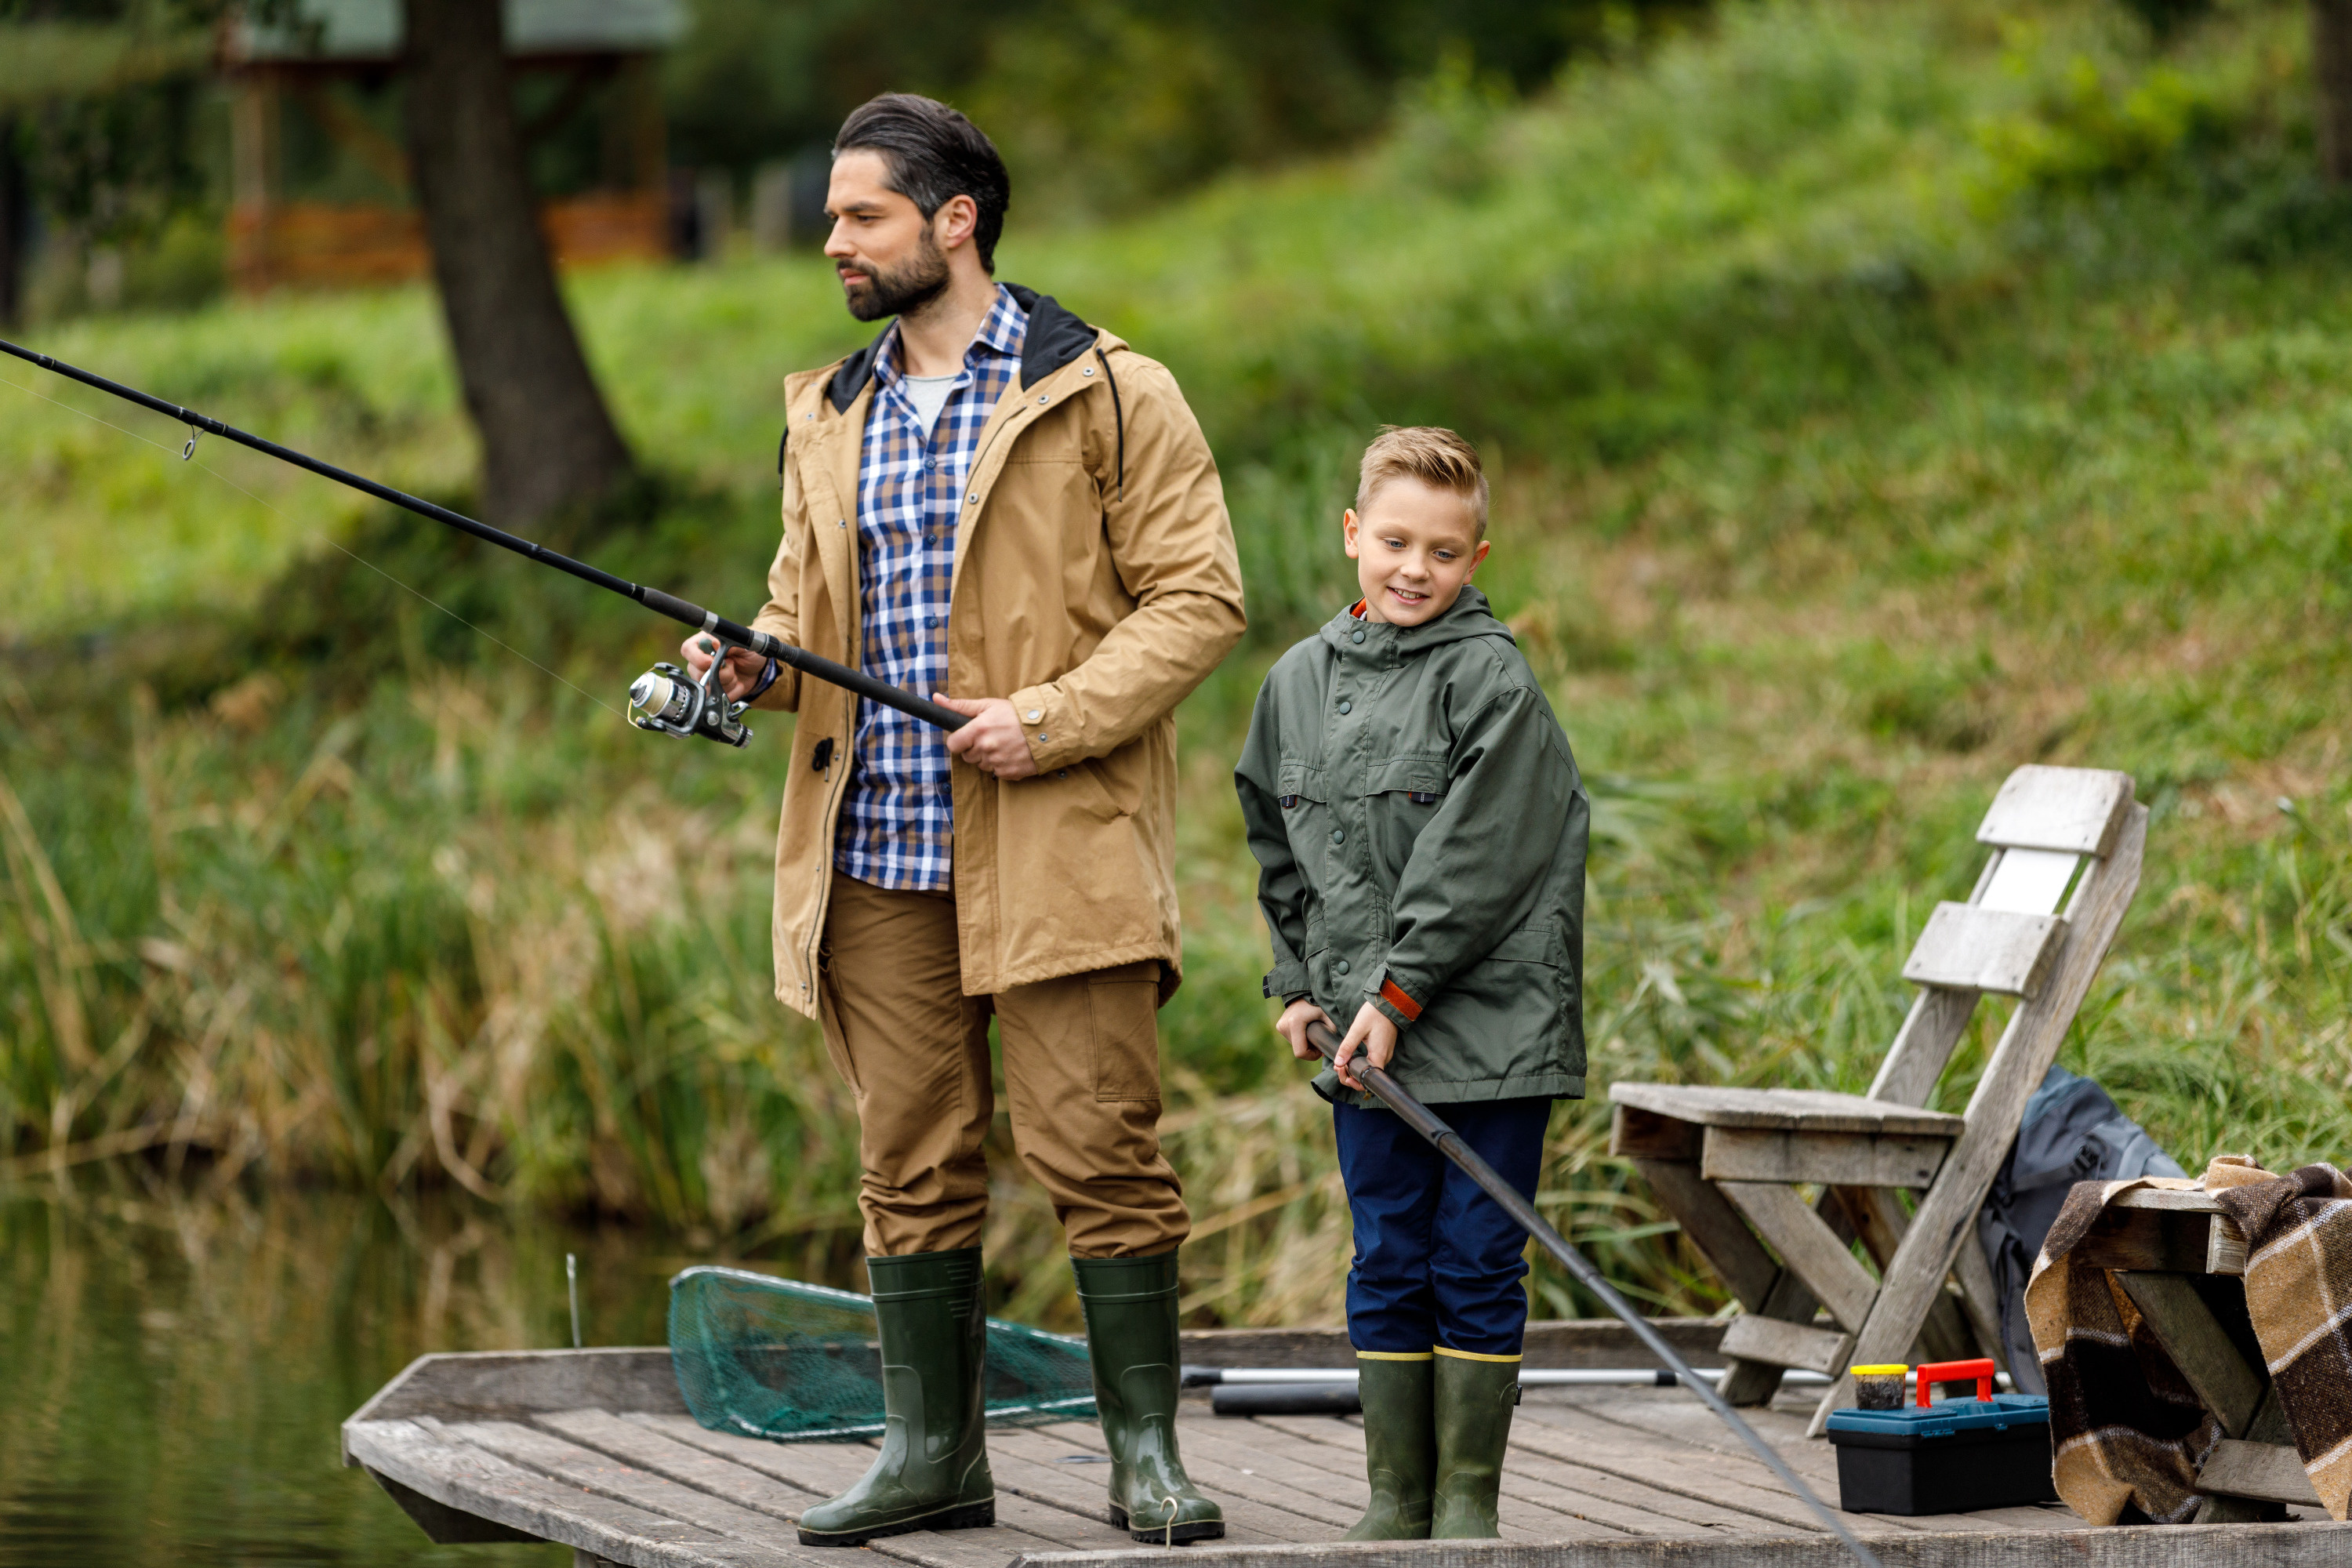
left=0, top=1179, right=758, bottom=1567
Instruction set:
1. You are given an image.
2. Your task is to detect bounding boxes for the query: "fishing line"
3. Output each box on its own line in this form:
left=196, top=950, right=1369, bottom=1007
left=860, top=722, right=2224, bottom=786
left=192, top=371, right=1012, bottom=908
left=2, top=337, right=965, bottom=748
left=0, top=368, right=623, bottom=719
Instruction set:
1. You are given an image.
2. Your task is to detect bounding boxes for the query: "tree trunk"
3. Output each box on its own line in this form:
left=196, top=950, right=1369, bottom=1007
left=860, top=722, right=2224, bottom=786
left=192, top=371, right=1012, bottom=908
left=2316, top=0, right=2352, bottom=183
left=0, top=118, right=25, bottom=328
left=401, top=0, right=632, bottom=526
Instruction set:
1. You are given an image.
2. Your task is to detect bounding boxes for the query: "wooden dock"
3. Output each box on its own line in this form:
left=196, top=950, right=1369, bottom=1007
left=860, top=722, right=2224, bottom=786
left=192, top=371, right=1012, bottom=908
left=343, top=1340, right=2349, bottom=1568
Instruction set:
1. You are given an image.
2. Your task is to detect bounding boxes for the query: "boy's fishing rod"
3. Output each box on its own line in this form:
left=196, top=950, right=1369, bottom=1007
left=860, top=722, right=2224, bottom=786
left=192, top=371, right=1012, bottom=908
left=1302, top=1019, right=1885, bottom=1568
left=0, top=337, right=967, bottom=746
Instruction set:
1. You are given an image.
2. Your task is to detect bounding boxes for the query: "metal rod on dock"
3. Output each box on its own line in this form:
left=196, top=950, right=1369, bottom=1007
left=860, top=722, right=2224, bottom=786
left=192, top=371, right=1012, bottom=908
left=1305, top=1020, right=1883, bottom=1568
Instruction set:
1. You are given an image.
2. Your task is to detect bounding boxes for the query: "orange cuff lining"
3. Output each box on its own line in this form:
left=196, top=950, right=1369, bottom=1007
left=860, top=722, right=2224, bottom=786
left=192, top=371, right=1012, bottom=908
left=1379, top=977, right=1422, bottom=1022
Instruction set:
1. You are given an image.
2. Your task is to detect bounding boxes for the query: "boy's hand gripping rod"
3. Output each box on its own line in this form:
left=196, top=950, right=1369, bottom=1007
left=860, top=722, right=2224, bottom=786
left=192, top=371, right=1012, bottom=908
left=0, top=338, right=969, bottom=746
left=1305, top=1020, right=1885, bottom=1568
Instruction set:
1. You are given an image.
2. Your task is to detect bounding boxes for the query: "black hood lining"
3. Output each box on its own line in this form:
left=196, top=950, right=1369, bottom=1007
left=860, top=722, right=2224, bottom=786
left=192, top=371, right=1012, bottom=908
left=785, top=284, right=1122, bottom=497
left=826, top=283, right=1097, bottom=412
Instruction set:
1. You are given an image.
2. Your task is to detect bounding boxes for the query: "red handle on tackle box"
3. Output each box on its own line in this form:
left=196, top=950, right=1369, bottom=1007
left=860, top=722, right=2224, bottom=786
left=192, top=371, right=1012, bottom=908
left=1915, top=1357, right=1995, bottom=1406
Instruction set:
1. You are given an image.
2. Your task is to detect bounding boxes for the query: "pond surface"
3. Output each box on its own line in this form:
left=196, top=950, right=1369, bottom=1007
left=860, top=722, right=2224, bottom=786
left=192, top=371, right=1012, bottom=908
left=0, top=1178, right=793, bottom=1567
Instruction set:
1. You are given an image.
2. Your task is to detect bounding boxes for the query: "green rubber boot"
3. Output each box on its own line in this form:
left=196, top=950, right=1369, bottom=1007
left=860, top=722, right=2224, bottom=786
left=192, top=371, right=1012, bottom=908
left=1428, top=1352, right=1520, bottom=1540
left=1344, top=1356, right=1435, bottom=1540
left=797, top=1249, right=994, bottom=1547
left=1072, top=1252, right=1225, bottom=1544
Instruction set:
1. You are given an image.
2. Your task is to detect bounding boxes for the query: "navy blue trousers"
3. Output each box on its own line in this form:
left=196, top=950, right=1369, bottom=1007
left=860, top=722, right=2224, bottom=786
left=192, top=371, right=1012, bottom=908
left=1334, top=1096, right=1554, bottom=1356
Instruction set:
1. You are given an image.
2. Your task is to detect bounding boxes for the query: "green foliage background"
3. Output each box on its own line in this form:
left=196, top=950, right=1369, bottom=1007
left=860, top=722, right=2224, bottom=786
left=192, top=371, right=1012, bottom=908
left=5, top=0, right=2350, bottom=1329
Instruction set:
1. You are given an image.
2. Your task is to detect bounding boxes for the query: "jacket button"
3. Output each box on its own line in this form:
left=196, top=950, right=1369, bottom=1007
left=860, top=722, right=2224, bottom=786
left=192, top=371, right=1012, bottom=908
left=1351, top=630, right=1365, bottom=644
left=1336, top=959, right=1351, bottom=976
left=1330, top=828, right=1345, bottom=845
left=1338, top=699, right=1352, bottom=715
left=1026, top=710, right=1042, bottom=721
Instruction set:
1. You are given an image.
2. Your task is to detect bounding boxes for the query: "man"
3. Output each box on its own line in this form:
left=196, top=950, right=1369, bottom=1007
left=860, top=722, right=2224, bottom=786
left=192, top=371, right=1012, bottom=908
left=683, top=94, right=1243, bottom=1548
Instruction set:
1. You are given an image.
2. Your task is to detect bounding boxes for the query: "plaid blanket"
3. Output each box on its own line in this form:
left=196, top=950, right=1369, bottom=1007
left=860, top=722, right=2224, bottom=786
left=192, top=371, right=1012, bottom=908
left=2026, top=1174, right=2220, bottom=1524
left=2026, top=1157, right=2352, bottom=1525
left=2211, top=1161, right=2352, bottom=1522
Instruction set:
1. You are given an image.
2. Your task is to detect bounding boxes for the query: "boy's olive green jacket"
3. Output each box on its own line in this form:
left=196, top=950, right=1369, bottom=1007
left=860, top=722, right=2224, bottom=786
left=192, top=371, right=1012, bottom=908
left=1235, top=586, right=1589, bottom=1107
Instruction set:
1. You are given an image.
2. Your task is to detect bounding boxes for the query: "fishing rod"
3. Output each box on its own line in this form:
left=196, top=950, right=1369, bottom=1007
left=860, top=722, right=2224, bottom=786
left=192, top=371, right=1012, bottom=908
left=0, top=338, right=968, bottom=747
left=1302, top=1019, right=1885, bottom=1568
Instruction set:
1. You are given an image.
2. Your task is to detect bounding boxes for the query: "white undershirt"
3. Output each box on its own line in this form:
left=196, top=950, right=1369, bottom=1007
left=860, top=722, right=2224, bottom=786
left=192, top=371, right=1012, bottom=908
left=901, top=372, right=960, bottom=436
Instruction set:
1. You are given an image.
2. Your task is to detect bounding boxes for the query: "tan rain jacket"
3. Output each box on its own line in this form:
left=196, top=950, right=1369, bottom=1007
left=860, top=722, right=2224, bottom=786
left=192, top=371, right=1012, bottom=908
left=750, top=285, right=1246, bottom=1016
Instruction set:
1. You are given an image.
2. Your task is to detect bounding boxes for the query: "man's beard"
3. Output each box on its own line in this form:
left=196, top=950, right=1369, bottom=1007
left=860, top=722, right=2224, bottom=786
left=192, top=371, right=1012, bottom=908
left=843, top=233, right=951, bottom=322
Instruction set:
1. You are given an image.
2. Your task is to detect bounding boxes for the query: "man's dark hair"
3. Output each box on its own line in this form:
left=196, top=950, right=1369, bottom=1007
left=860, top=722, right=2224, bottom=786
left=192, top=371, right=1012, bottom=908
left=834, top=94, right=1011, bottom=273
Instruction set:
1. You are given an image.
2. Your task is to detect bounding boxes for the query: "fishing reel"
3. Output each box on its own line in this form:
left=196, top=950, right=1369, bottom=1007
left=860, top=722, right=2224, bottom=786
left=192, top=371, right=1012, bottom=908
left=628, top=638, right=753, bottom=748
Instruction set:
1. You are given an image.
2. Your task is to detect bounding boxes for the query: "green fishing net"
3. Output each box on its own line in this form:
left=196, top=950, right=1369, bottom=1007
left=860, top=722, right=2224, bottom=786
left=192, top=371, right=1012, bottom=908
left=668, top=1265, right=1097, bottom=1441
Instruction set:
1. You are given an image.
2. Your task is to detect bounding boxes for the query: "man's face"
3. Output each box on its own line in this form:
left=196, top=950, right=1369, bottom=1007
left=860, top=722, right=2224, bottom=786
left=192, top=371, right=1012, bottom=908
left=823, top=150, right=949, bottom=321
left=1344, top=477, right=1490, bottom=627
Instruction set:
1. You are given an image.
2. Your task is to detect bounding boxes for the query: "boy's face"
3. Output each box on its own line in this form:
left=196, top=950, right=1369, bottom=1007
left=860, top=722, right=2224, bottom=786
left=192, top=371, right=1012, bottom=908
left=1344, top=476, right=1490, bottom=627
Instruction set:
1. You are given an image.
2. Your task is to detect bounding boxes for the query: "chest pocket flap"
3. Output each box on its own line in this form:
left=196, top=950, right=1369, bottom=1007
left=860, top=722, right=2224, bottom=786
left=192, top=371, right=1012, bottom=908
left=1366, top=757, right=1448, bottom=804
left=1277, top=761, right=1331, bottom=806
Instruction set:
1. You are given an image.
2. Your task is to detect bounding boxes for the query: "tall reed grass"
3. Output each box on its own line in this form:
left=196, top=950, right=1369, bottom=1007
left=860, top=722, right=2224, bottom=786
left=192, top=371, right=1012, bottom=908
left=7, top=0, right=2352, bottom=1327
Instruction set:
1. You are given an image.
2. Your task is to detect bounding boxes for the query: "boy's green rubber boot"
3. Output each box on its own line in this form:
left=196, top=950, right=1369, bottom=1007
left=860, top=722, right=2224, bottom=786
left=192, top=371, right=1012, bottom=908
left=1343, top=1356, right=1436, bottom=1540
left=797, top=1249, right=994, bottom=1547
left=1072, top=1252, right=1225, bottom=1544
left=1428, top=1352, right=1520, bottom=1540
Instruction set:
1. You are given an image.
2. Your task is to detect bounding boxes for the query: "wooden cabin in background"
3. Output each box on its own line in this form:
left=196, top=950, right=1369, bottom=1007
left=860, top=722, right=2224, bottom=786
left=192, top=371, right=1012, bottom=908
left=222, top=0, right=687, bottom=294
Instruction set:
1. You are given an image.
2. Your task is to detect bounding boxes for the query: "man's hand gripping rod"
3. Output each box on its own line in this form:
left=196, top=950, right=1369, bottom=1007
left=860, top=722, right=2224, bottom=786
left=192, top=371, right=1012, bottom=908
left=1304, top=1020, right=1884, bottom=1568
left=0, top=337, right=969, bottom=744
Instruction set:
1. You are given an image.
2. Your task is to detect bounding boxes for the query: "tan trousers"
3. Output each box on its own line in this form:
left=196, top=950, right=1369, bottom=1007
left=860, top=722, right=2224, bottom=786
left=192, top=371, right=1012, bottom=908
left=815, top=871, right=1191, bottom=1259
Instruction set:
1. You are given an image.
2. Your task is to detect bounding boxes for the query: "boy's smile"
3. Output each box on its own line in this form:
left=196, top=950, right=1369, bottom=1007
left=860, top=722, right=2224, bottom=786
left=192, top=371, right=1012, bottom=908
left=1344, top=475, right=1491, bottom=627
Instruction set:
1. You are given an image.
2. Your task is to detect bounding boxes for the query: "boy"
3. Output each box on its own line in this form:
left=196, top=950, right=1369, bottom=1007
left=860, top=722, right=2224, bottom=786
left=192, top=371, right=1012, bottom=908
left=1234, top=426, right=1588, bottom=1541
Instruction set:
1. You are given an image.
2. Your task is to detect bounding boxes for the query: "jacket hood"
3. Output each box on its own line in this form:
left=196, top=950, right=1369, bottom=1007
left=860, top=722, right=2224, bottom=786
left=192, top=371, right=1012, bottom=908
left=1317, top=584, right=1514, bottom=656
left=828, top=282, right=1098, bottom=412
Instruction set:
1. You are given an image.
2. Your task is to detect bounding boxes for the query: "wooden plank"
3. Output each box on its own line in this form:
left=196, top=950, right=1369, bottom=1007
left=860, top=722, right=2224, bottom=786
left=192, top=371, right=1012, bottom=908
left=1630, top=1160, right=1781, bottom=1312
left=2209, top=1218, right=2250, bottom=1276
left=2200, top=1439, right=2324, bottom=1507
left=1504, top=1408, right=1915, bottom=1537
left=347, top=1348, right=689, bottom=1436
left=981, top=1427, right=1309, bottom=1545
left=1720, top=1183, right=1880, bottom=1334
left=1809, top=803, right=2147, bottom=1436
left=346, top=1417, right=780, bottom=1567
left=1975, top=765, right=2133, bottom=856
left=1864, top=987, right=1984, bottom=1114
left=436, top=1417, right=822, bottom=1558
left=538, top=1409, right=815, bottom=1519
left=627, top=1414, right=884, bottom=1498
left=2111, top=1187, right=2225, bottom=1212
left=2113, top=1275, right=2266, bottom=1437
left=1899, top=904, right=2064, bottom=999
left=1704, top=1129, right=1949, bottom=1189
left=1156, top=1415, right=1619, bottom=1542
left=1717, top=1316, right=1853, bottom=1378
left=1253, top=1413, right=1767, bottom=1537
left=2077, top=1209, right=2212, bottom=1275
left=1008, top=1519, right=2352, bottom=1568
left=1610, top=1105, right=1702, bottom=1160
left=1606, top=1084, right=1962, bottom=1138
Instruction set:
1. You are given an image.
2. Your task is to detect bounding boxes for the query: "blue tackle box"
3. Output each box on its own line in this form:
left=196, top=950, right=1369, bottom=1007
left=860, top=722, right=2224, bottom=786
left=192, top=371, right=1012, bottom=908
left=1824, top=1392, right=2057, bottom=1515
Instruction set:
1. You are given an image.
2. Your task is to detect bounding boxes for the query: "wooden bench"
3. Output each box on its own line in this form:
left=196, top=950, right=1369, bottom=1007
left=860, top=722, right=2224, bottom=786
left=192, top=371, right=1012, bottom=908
left=1610, top=765, right=2149, bottom=1435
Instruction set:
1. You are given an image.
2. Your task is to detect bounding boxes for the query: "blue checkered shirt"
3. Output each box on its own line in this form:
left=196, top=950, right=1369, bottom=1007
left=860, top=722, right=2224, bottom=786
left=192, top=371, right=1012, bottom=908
left=835, top=285, right=1029, bottom=891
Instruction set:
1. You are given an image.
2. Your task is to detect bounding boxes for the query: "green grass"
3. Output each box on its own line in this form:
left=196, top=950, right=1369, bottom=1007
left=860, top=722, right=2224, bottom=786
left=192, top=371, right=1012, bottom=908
left=5, top=0, right=2351, bottom=1330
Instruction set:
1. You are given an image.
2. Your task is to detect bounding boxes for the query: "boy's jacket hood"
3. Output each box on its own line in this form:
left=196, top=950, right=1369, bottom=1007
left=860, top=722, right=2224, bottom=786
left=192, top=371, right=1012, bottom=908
left=1317, top=584, right=1514, bottom=658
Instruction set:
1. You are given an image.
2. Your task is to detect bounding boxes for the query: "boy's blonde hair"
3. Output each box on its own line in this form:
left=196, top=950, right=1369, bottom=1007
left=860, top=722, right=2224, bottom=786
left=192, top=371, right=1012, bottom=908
left=1355, top=425, right=1489, bottom=537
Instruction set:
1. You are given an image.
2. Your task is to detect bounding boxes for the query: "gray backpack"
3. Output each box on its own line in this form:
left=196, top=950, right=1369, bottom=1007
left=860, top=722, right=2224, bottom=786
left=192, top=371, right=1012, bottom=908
left=1976, top=1064, right=2184, bottom=1395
